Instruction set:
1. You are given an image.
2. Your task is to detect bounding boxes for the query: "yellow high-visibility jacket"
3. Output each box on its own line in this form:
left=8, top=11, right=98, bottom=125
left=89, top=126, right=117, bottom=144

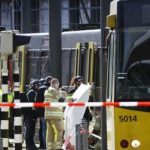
left=0, top=89, right=14, bottom=103
left=44, top=86, right=64, bottom=120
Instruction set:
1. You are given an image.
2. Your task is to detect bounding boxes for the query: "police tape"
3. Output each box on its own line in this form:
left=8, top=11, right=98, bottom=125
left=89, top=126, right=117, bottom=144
left=0, top=101, right=150, bottom=107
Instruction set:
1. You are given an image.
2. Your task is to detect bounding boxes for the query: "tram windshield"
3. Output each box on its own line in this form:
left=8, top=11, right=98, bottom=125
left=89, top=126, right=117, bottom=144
left=116, top=0, right=150, bottom=100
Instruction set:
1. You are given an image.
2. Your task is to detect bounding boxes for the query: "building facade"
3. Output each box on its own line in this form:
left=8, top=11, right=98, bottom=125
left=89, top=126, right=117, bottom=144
left=0, top=0, right=100, bottom=33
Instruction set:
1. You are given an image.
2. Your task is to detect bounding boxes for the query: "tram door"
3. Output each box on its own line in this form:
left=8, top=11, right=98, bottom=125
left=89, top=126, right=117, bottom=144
left=74, top=42, right=96, bottom=84
left=74, top=42, right=83, bottom=77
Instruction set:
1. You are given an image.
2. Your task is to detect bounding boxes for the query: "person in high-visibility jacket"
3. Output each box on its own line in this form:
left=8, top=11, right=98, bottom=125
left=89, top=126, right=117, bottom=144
left=36, top=76, right=53, bottom=149
left=44, top=78, right=64, bottom=150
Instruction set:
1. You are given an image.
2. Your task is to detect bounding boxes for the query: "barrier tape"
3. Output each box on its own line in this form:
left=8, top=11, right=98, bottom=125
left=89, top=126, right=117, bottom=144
left=0, top=101, right=150, bottom=107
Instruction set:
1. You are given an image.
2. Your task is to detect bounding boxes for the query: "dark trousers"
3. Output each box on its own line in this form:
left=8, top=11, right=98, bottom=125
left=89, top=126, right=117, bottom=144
left=39, top=117, right=46, bottom=148
left=25, top=117, right=37, bottom=148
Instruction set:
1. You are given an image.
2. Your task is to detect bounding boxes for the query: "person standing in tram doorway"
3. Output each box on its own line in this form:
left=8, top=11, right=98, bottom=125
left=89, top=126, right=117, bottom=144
left=44, top=78, right=64, bottom=150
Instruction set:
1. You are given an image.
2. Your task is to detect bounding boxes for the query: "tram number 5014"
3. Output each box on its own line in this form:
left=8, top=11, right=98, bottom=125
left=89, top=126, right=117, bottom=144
left=119, top=115, right=137, bottom=122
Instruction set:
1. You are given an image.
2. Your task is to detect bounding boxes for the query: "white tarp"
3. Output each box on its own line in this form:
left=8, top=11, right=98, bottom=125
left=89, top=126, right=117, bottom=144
left=63, top=83, right=91, bottom=148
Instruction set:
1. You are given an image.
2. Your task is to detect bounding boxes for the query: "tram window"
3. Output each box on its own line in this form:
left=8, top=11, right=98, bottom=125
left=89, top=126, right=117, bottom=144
left=127, top=61, right=150, bottom=85
left=116, top=29, right=150, bottom=100
left=118, top=1, right=150, bottom=28
left=117, top=61, right=150, bottom=99
left=115, top=0, right=150, bottom=101
left=42, top=37, right=49, bottom=46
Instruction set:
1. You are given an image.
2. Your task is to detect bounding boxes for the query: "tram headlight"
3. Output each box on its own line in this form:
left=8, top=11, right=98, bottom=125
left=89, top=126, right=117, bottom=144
left=131, top=139, right=141, bottom=148
left=120, top=139, right=129, bottom=148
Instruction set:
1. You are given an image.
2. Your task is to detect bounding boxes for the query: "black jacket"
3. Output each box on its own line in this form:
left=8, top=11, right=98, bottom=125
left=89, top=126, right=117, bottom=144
left=68, top=87, right=77, bottom=95
left=25, top=89, right=37, bottom=118
left=36, top=85, right=47, bottom=117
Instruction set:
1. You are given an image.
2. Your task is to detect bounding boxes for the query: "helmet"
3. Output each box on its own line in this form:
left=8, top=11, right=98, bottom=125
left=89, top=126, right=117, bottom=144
left=39, top=78, right=45, bottom=86
left=45, top=76, right=53, bottom=86
left=74, top=76, right=84, bottom=83
left=29, top=80, right=39, bottom=89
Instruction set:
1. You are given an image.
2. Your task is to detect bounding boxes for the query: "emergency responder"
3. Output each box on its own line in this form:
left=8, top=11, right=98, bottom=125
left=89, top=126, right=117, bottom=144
left=45, top=76, right=53, bottom=87
left=69, top=76, right=84, bottom=94
left=25, top=80, right=39, bottom=150
left=68, top=76, right=92, bottom=127
left=88, top=108, right=101, bottom=150
left=44, top=78, right=64, bottom=150
left=36, top=76, right=53, bottom=149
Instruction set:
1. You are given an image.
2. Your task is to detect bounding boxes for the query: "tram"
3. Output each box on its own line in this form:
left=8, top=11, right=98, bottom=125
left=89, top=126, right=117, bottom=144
left=106, top=0, right=150, bottom=149
left=19, top=29, right=101, bottom=100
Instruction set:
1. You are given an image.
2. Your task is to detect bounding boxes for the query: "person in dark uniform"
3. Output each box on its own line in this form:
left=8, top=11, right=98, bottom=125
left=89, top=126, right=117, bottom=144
left=25, top=80, right=39, bottom=150
left=69, top=76, right=92, bottom=127
left=69, top=76, right=84, bottom=95
left=36, top=76, right=53, bottom=149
